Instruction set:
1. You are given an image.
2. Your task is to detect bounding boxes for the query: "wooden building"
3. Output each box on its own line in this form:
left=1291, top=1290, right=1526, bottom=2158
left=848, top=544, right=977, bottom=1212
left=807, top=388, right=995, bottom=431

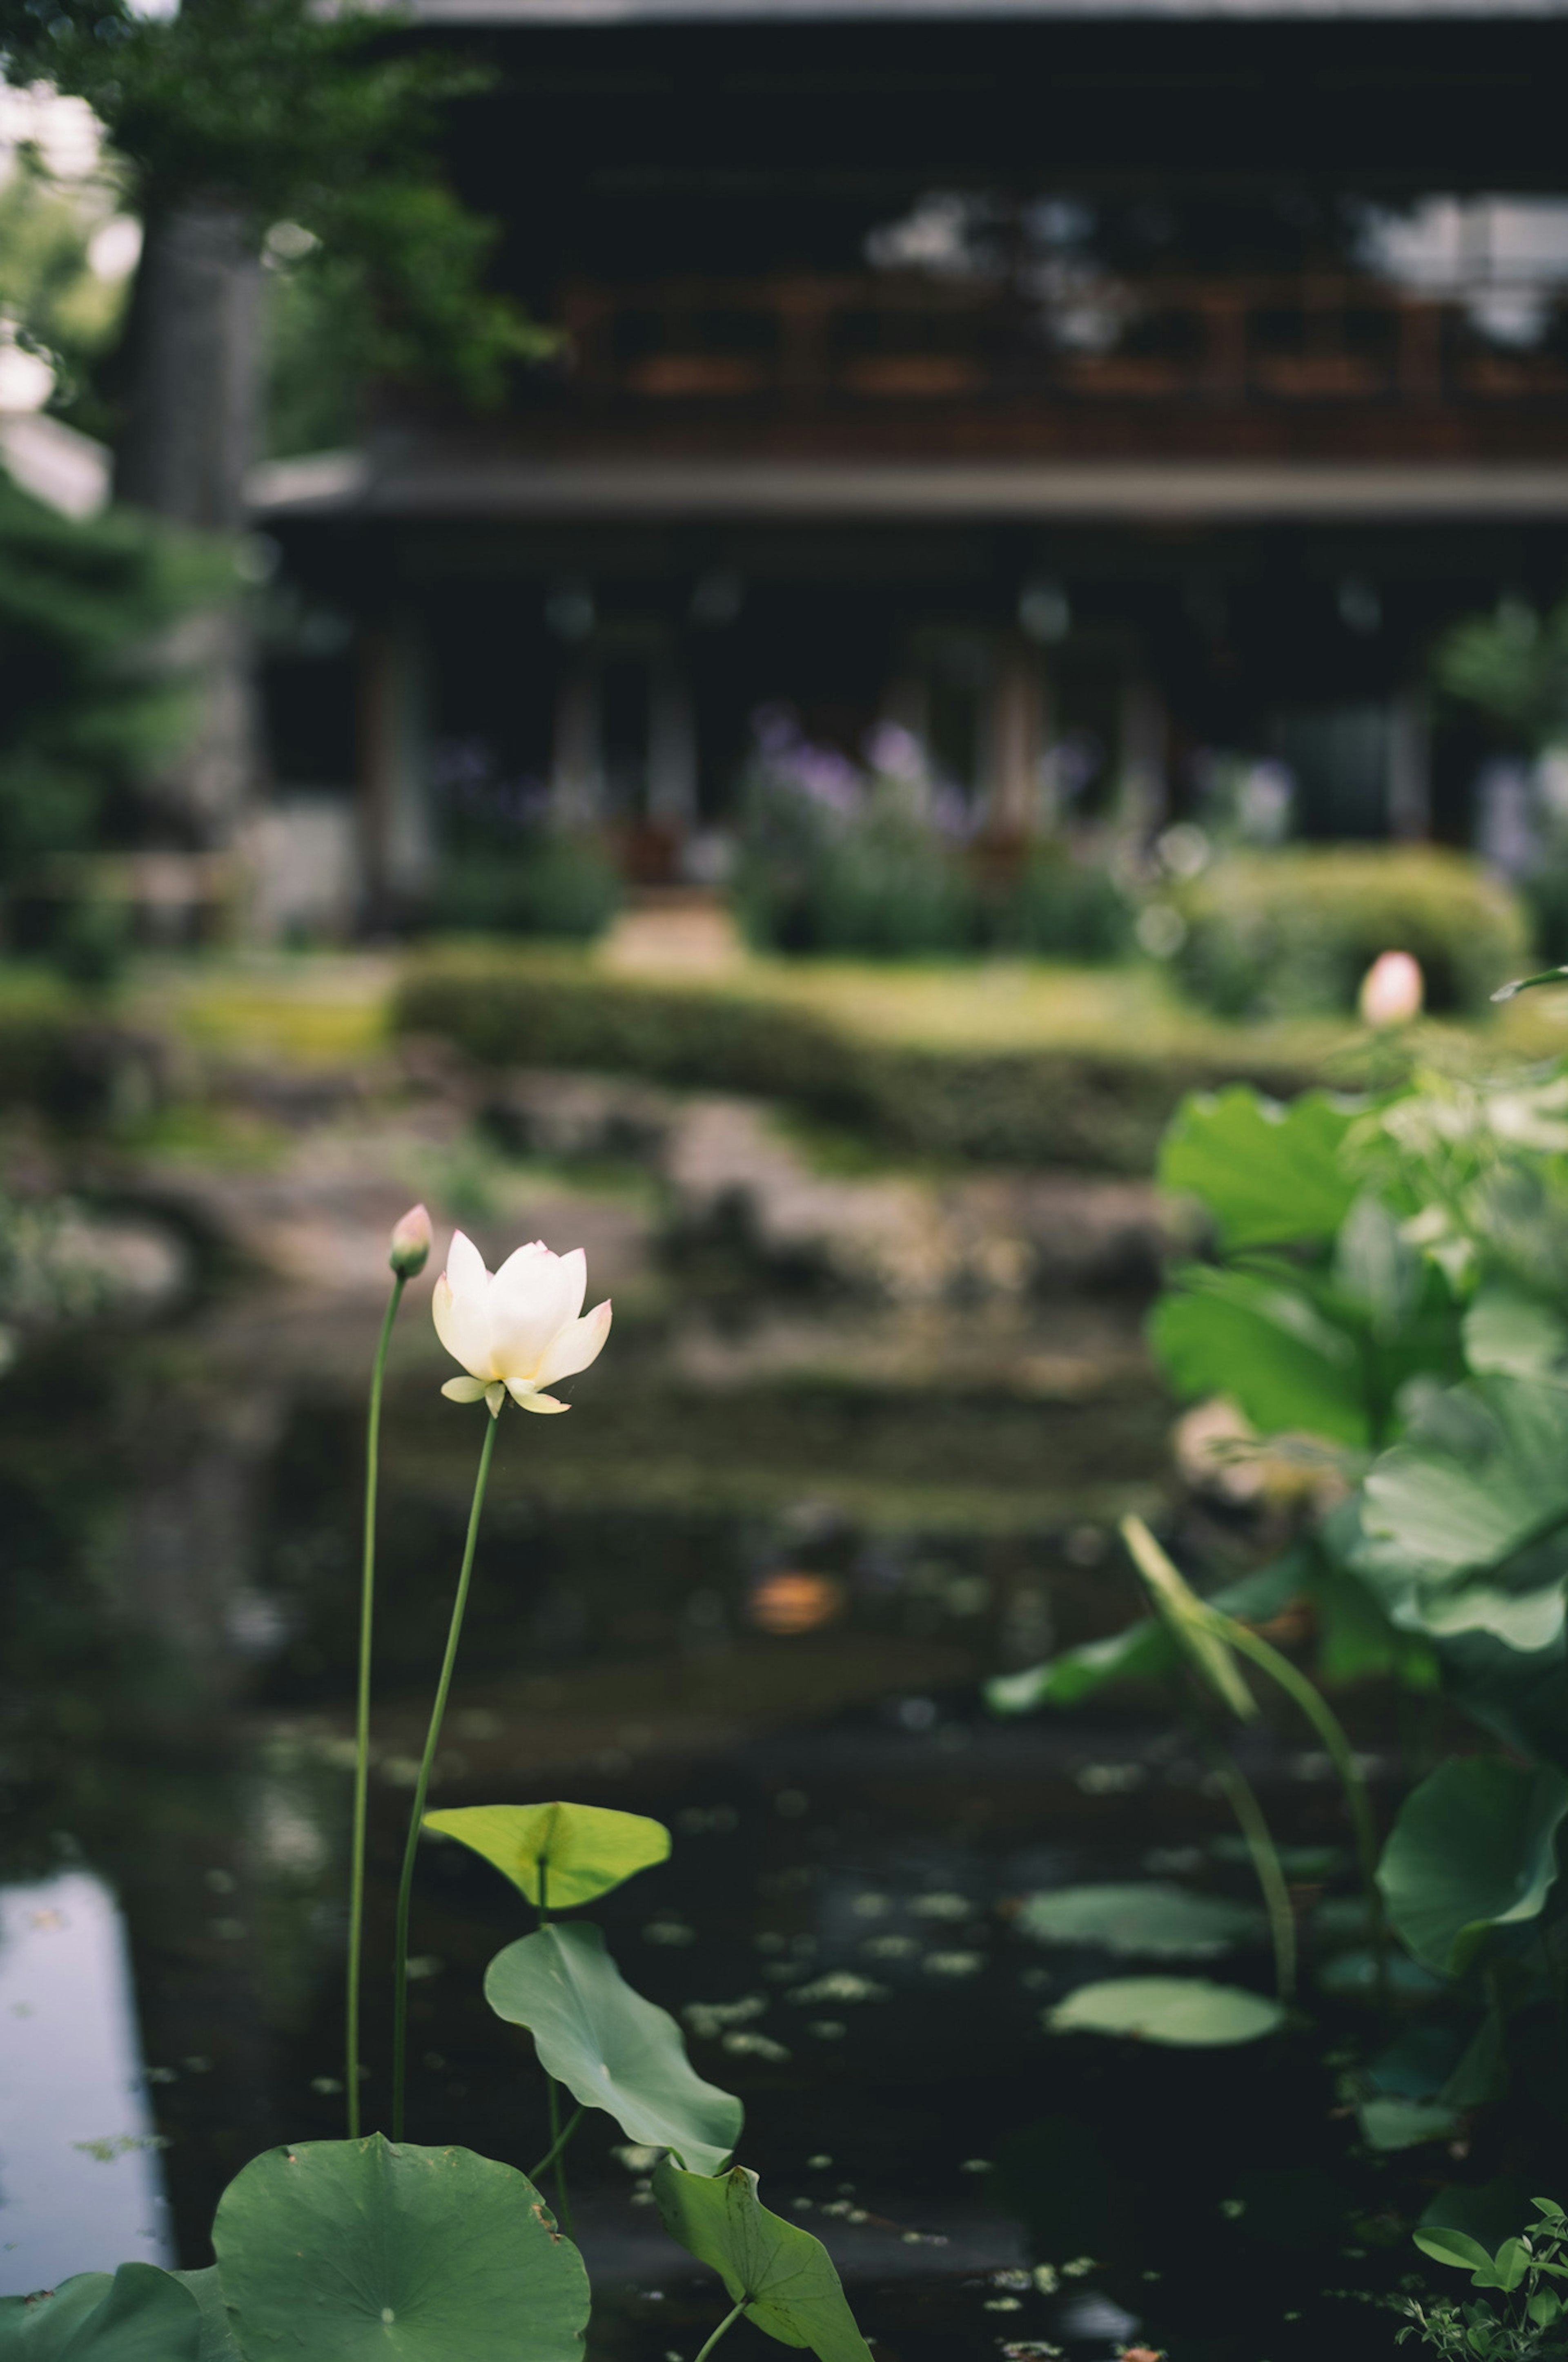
left=252, top=0, right=1568, bottom=917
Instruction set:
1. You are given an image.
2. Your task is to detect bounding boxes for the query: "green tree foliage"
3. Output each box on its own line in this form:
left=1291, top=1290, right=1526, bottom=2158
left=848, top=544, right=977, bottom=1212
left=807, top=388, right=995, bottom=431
left=0, top=463, right=219, bottom=875
left=2, top=0, right=550, bottom=423
left=0, top=141, right=128, bottom=428
left=1435, top=599, right=1568, bottom=751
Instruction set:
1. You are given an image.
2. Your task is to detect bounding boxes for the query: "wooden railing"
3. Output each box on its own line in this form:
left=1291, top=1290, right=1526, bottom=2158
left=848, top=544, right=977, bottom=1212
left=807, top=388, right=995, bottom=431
left=552, top=271, right=1568, bottom=408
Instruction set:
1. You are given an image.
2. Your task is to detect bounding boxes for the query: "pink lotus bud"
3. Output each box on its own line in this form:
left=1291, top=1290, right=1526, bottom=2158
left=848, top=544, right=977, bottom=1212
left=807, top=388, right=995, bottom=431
left=1359, top=950, right=1423, bottom=1028
left=389, top=1202, right=433, bottom=1277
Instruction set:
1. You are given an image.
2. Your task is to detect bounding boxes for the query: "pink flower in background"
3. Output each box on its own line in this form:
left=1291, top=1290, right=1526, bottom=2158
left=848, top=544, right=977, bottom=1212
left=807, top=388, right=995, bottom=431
left=388, top=1202, right=433, bottom=1277
left=1359, top=950, right=1424, bottom=1028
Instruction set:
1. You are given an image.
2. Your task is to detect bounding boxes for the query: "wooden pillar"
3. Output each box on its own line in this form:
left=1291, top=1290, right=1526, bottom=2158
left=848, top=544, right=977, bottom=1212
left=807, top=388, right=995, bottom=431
left=1117, top=674, right=1168, bottom=836
left=358, top=610, right=433, bottom=921
left=1388, top=693, right=1432, bottom=841
left=984, top=634, right=1045, bottom=837
left=550, top=662, right=601, bottom=826
left=648, top=656, right=698, bottom=834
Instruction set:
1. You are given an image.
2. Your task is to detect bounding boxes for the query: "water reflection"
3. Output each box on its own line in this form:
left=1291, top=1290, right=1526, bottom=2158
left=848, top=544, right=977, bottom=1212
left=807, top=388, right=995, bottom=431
left=0, top=1871, right=172, bottom=2288
left=0, top=1253, right=1413, bottom=2359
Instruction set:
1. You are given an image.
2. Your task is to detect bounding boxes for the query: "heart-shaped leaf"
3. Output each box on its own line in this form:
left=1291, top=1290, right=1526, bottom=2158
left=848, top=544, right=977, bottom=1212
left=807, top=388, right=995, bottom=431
left=1377, top=1756, right=1568, bottom=1976
left=423, top=1802, right=670, bottom=1911
left=212, top=2135, right=588, bottom=2362
left=0, top=2264, right=201, bottom=2360
left=486, top=1922, right=742, bottom=2176
left=1047, top=1976, right=1285, bottom=2045
left=653, top=2157, right=875, bottom=2362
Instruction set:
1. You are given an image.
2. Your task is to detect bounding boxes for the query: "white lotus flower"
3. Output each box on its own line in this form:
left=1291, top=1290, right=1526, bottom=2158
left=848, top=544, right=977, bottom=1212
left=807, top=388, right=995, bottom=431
left=433, top=1231, right=611, bottom=1416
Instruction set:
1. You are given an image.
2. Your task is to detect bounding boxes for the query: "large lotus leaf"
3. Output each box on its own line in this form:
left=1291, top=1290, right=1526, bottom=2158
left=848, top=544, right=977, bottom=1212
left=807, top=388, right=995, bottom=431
left=652, top=2158, right=874, bottom=2362
left=1017, top=1882, right=1264, bottom=1959
left=1151, top=1267, right=1368, bottom=1446
left=486, top=1921, right=742, bottom=2175
left=1047, top=1976, right=1284, bottom=2045
left=423, top=1801, right=670, bottom=1910
left=212, top=2135, right=588, bottom=2362
left=1377, top=1756, right=1568, bottom=1976
left=171, top=2271, right=241, bottom=2362
left=1430, top=1627, right=1568, bottom=1775
left=988, top=1552, right=1305, bottom=1718
left=1463, top=1284, right=1568, bottom=1381
left=1158, top=1086, right=1358, bottom=1251
left=0, top=2266, right=201, bottom=2361
left=1363, top=1376, right=1568, bottom=1580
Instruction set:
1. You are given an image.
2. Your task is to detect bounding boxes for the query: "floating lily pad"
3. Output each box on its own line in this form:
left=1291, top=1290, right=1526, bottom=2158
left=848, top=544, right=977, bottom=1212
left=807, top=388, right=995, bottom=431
left=423, top=1801, right=670, bottom=1911
left=1357, top=2096, right=1466, bottom=2152
left=1016, top=1882, right=1264, bottom=1960
left=1047, top=1976, right=1285, bottom=2046
left=1314, top=1947, right=1447, bottom=1999
left=0, top=2266, right=201, bottom=2361
left=212, top=2135, right=588, bottom=2362
left=653, top=2156, right=875, bottom=2362
left=486, top=1921, right=742, bottom=2175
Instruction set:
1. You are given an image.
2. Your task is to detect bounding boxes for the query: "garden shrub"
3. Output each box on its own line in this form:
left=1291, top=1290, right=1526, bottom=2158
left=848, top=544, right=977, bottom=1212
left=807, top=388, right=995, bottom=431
left=428, top=828, right=621, bottom=943
left=991, top=846, right=1134, bottom=962
left=1172, top=846, right=1528, bottom=1018
left=395, top=952, right=1318, bottom=1172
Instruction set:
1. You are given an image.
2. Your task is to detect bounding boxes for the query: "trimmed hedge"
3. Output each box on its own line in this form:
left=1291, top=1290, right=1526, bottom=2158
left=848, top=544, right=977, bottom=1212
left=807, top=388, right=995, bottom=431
left=395, top=953, right=1321, bottom=1173
left=1172, top=846, right=1528, bottom=1019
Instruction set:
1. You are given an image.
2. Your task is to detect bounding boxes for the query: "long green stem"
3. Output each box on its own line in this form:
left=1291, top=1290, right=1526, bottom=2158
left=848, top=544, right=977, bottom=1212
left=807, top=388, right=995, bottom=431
left=1221, top=1622, right=1383, bottom=1913
left=1205, top=1746, right=1298, bottom=2001
left=392, top=1411, right=498, bottom=2139
left=529, top=2105, right=584, bottom=2185
left=534, top=1862, right=576, bottom=2234
left=346, top=1273, right=405, bottom=2141
left=694, top=2300, right=750, bottom=2362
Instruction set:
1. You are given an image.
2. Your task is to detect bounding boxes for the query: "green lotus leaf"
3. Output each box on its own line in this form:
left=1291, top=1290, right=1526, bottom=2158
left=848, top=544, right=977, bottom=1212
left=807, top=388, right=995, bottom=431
left=1158, top=1086, right=1358, bottom=1252
left=652, top=2157, right=875, bottom=2362
left=423, top=1800, right=670, bottom=1910
left=212, top=2135, right=588, bottom=2362
left=1016, top=1882, right=1264, bottom=1960
left=486, top=1921, right=742, bottom=2176
left=171, top=2269, right=241, bottom=2362
left=0, top=2265, right=200, bottom=2361
left=1046, top=1976, right=1285, bottom=2046
left=1377, top=1755, right=1568, bottom=1976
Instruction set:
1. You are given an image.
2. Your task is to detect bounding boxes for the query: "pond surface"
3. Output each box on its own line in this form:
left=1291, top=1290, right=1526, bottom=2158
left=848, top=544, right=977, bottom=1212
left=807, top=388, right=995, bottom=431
left=0, top=1244, right=1426, bottom=2362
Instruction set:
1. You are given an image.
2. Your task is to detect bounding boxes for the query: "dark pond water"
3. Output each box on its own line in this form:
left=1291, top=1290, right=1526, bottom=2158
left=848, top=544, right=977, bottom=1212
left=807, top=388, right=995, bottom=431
left=0, top=1258, right=1439, bottom=2362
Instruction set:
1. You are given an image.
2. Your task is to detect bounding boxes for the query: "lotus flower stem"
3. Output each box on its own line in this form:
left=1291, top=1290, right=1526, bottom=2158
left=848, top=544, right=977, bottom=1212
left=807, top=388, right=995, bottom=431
left=694, top=2299, right=750, bottom=2362
left=392, top=1412, right=498, bottom=2139
left=346, top=1269, right=406, bottom=2140
left=1203, top=1745, right=1297, bottom=2001
left=529, top=2104, right=584, bottom=2184
left=1220, top=1617, right=1387, bottom=1983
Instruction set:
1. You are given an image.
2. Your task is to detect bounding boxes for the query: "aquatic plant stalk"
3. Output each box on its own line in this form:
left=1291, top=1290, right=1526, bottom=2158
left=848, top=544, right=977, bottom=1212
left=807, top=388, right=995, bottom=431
left=529, top=2105, right=584, bottom=2184
left=535, top=1861, right=576, bottom=2235
left=346, top=1269, right=406, bottom=2139
left=392, top=1411, right=498, bottom=2139
left=694, top=2300, right=750, bottom=2362
left=1220, top=1618, right=1385, bottom=1953
left=1205, top=1746, right=1298, bottom=2001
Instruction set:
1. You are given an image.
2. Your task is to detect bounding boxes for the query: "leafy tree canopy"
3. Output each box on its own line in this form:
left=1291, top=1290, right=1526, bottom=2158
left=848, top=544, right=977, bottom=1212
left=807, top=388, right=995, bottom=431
left=0, top=0, right=549, bottom=410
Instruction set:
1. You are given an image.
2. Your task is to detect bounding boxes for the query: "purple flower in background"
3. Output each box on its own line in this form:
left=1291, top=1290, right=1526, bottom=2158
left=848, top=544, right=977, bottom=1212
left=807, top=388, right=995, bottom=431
left=863, top=720, right=927, bottom=783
